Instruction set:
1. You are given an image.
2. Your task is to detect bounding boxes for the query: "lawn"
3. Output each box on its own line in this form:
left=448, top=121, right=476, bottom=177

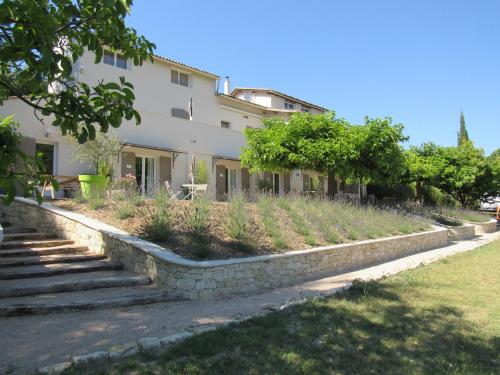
left=65, top=240, right=500, bottom=375
left=52, top=192, right=430, bottom=260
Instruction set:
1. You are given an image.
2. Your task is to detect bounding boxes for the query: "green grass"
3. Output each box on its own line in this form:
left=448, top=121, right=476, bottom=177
left=70, top=240, right=500, bottom=375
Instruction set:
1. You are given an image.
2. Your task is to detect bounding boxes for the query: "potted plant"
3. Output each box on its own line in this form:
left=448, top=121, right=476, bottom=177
left=71, top=132, right=122, bottom=199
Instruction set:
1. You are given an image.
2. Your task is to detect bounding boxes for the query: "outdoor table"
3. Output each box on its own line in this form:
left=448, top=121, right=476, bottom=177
left=182, top=184, right=197, bottom=201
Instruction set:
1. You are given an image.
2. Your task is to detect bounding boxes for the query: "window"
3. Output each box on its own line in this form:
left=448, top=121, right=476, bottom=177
left=284, top=102, right=295, bottom=110
left=103, top=50, right=115, bottom=66
left=103, top=50, right=127, bottom=69
left=171, top=108, right=190, bottom=119
left=116, top=54, right=127, bottom=69
left=221, top=121, right=230, bottom=129
left=301, top=107, right=311, bottom=113
left=36, top=143, right=55, bottom=175
left=171, top=69, right=189, bottom=87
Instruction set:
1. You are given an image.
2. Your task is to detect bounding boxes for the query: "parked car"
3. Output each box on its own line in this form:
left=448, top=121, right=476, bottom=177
left=480, top=193, right=500, bottom=212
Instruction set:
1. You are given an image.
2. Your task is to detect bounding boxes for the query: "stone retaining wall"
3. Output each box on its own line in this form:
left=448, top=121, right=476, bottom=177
left=446, top=224, right=475, bottom=241
left=1, top=198, right=449, bottom=300
left=468, top=220, right=497, bottom=234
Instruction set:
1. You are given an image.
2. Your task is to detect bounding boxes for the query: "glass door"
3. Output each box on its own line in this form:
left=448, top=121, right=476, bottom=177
left=135, top=156, right=156, bottom=196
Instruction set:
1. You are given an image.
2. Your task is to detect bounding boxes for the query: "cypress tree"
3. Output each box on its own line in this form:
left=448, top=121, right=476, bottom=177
left=457, top=111, right=470, bottom=145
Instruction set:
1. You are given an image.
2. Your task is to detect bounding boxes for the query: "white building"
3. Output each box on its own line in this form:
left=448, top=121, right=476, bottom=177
left=1, top=50, right=361, bottom=200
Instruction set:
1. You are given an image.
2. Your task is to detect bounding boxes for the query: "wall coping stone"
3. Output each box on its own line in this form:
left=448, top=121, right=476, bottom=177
left=11, top=196, right=449, bottom=269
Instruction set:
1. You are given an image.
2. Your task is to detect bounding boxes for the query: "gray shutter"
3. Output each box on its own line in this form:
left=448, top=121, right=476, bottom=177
left=19, top=137, right=36, bottom=157
left=340, top=179, right=346, bottom=193
left=171, top=108, right=190, bottom=119
left=159, top=156, right=172, bottom=184
left=16, top=137, right=36, bottom=171
left=303, top=173, right=310, bottom=192
left=318, top=176, right=325, bottom=193
left=121, top=152, right=135, bottom=177
left=215, top=164, right=226, bottom=201
left=283, top=173, right=291, bottom=194
left=241, top=168, right=250, bottom=192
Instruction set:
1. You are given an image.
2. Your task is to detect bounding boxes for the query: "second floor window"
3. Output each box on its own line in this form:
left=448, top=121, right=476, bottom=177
left=284, top=102, right=295, bottom=110
left=221, top=121, right=230, bottom=129
left=103, top=50, right=127, bottom=70
left=171, top=108, right=190, bottom=119
left=301, top=107, right=310, bottom=113
left=171, top=70, right=189, bottom=87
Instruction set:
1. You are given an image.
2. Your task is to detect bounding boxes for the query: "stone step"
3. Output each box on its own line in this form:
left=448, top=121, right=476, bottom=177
left=0, top=253, right=106, bottom=268
left=0, top=260, right=123, bottom=280
left=2, top=232, right=55, bottom=241
left=0, top=271, right=151, bottom=298
left=2, top=227, right=36, bottom=234
left=0, top=239, right=74, bottom=250
left=0, top=244, right=88, bottom=258
left=0, top=285, right=172, bottom=316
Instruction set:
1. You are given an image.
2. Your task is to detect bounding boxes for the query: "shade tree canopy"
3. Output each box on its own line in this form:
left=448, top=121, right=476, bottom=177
left=241, top=112, right=407, bottom=197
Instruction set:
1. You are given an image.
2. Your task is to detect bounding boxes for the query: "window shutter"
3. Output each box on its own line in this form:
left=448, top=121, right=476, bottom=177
left=303, top=173, right=310, bottom=192
left=159, top=156, right=172, bottom=184
left=283, top=172, right=291, bottom=194
left=121, top=152, right=135, bottom=177
left=171, top=108, right=190, bottom=119
left=241, top=168, right=250, bottom=192
left=318, top=176, right=325, bottom=193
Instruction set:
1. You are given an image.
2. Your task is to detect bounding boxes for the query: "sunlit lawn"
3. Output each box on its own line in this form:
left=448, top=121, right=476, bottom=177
left=66, top=240, right=500, bottom=375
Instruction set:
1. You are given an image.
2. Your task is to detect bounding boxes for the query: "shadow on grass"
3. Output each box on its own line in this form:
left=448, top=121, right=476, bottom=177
left=148, top=280, right=499, bottom=375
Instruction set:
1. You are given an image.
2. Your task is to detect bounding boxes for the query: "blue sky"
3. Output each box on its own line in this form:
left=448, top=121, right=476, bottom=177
left=127, top=0, right=499, bottom=154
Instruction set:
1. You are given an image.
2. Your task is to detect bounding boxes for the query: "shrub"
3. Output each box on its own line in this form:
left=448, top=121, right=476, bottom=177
left=109, top=174, right=138, bottom=201
left=185, top=194, right=211, bottom=238
left=194, top=160, right=209, bottom=184
left=88, top=196, right=105, bottom=210
left=70, top=132, right=122, bottom=177
left=277, top=196, right=318, bottom=246
left=257, top=194, right=287, bottom=249
left=226, top=193, right=249, bottom=242
left=73, top=188, right=87, bottom=204
left=87, top=185, right=106, bottom=210
left=143, top=188, right=172, bottom=241
left=256, top=177, right=273, bottom=193
left=115, top=204, right=135, bottom=220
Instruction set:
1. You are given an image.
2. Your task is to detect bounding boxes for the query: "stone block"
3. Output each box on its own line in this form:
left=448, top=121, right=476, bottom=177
left=72, top=351, right=109, bottom=368
left=137, top=337, right=162, bottom=352
left=159, top=331, right=193, bottom=346
left=108, top=342, right=139, bottom=360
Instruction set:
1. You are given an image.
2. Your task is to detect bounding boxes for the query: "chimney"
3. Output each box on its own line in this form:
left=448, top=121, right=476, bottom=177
left=223, top=76, right=230, bottom=95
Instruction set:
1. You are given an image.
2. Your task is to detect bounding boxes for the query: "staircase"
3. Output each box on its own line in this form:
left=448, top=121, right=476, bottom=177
left=0, top=223, right=171, bottom=317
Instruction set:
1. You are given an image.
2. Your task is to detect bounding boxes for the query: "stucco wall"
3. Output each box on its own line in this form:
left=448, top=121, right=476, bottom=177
left=1, top=198, right=449, bottom=300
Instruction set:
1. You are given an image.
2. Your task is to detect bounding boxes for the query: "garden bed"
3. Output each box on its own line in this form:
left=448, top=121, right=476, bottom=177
left=51, top=194, right=431, bottom=260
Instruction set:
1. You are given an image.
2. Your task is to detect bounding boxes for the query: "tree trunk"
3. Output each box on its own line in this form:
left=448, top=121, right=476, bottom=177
left=327, top=169, right=337, bottom=199
left=358, top=177, right=364, bottom=203
left=415, top=181, right=423, bottom=206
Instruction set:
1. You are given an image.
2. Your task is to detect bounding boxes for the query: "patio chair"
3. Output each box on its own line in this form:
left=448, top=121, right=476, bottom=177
left=164, top=180, right=182, bottom=200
